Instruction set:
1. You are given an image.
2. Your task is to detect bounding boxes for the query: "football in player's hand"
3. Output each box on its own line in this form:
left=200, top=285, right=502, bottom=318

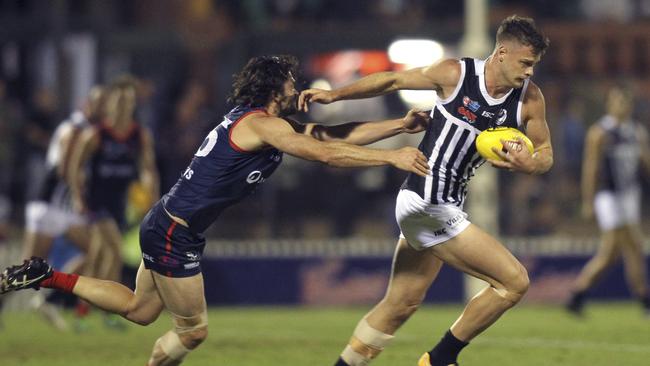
left=475, top=127, right=534, bottom=161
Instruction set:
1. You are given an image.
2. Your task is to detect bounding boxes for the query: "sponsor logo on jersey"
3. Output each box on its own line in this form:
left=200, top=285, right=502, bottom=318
left=462, top=96, right=481, bottom=112
left=481, top=110, right=494, bottom=118
left=184, top=262, right=200, bottom=269
left=446, top=214, right=464, bottom=227
left=457, top=106, right=477, bottom=123
left=432, top=228, right=447, bottom=236
left=185, top=251, right=200, bottom=261
left=496, top=109, right=507, bottom=125
left=246, top=170, right=263, bottom=184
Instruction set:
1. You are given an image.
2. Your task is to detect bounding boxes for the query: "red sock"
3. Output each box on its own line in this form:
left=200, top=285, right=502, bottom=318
left=40, top=271, right=79, bottom=293
left=75, top=300, right=90, bottom=317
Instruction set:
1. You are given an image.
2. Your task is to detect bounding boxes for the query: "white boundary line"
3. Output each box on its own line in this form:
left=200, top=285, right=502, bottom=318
left=474, top=336, right=650, bottom=354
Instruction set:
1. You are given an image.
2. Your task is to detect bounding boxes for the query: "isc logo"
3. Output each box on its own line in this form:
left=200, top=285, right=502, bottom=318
left=183, top=167, right=194, bottom=179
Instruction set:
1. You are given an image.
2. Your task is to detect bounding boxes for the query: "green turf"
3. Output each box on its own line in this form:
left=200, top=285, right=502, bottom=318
left=1, top=303, right=649, bottom=365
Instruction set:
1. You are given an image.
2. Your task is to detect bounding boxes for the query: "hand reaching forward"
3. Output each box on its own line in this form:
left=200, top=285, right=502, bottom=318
left=390, top=146, right=430, bottom=177
left=402, top=109, right=431, bottom=134
left=298, top=88, right=336, bottom=112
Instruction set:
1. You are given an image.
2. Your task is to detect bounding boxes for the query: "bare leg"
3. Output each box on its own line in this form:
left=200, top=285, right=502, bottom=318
left=338, top=238, right=442, bottom=365
left=619, top=225, right=648, bottom=299
left=93, top=219, right=123, bottom=282
left=429, top=224, right=529, bottom=342
left=367, top=238, right=442, bottom=333
left=147, top=272, right=208, bottom=366
left=72, top=261, right=164, bottom=325
left=572, top=229, right=621, bottom=293
left=22, top=231, right=55, bottom=259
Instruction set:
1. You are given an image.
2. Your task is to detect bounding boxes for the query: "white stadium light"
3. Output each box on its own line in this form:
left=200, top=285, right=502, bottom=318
left=388, top=39, right=444, bottom=108
left=388, top=39, right=444, bottom=67
left=309, top=78, right=332, bottom=90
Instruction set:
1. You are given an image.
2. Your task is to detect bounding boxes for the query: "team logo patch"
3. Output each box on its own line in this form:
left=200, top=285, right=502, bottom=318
left=185, top=251, right=200, bottom=261
left=457, top=106, right=477, bottom=123
left=462, top=96, right=481, bottom=112
left=246, top=170, right=263, bottom=184
left=496, top=109, right=507, bottom=125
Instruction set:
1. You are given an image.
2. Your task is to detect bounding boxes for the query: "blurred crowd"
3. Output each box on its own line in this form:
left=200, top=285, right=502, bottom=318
left=0, top=0, right=649, bottom=241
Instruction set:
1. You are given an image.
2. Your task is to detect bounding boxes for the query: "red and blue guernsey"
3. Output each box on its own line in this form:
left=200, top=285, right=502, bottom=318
left=162, top=105, right=283, bottom=234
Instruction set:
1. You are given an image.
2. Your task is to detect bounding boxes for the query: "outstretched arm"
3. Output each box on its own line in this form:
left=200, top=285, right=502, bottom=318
left=299, top=58, right=460, bottom=111
left=295, top=109, right=429, bottom=146
left=67, top=127, right=100, bottom=213
left=248, top=115, right=430, bottom=177
left=580, top=125, right=605, bottom=219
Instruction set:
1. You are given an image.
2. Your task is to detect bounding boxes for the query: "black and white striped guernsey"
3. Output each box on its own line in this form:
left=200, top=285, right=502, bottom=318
left=402, top=57, right=529, bottom=206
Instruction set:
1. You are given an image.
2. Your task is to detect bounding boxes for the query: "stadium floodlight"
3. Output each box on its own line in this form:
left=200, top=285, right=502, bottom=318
left=388, top=39, right=444, bottom=67
left=388, top=39, right=444, bottom=108
left=309, top=78, right=332, bottom=91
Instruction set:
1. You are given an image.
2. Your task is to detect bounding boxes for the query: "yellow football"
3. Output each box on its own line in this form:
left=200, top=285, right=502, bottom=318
left=475, top=127, right=534, bottom=161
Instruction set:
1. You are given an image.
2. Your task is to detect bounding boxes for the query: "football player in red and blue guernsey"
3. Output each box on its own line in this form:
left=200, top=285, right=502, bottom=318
left=0, top=55, right=431, bottom=365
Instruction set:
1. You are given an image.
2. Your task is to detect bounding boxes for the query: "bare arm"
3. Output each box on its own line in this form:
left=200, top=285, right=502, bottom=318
left=138, top=127, right=160, bottom=201
left=55, top=123, right=74, bottom=179
left=298, top=59, right=461, bottom=111
left=247, top=115, right=430, bottom=176
left=581, top=125, right=605, bottom=219
left=490, top=82, right=554, bottom=174
left=67, top=127, right=100, bottom=213
left=637, top=125, right=650, bottom=177
left=296, top=110, right=429, bottom=146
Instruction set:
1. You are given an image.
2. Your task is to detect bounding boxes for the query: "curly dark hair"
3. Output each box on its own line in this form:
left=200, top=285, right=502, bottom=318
left=227, top=55, right=299, bottom=107
left=496, top=15, right=550, bottom=56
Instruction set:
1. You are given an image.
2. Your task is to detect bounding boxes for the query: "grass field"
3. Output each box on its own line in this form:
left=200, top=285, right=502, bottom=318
left=1, top=302, right=649, bottom=365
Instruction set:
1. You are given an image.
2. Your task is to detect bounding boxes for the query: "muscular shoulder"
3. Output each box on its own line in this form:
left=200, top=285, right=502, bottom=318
left=523, top=80, right=544, bottom=104
left=521, top=81, right=546, bottom=121
left=423, top=58, right=462, bottom=90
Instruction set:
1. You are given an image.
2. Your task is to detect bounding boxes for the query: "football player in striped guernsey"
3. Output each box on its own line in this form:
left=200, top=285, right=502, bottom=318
left=301, top=15, right=552, bottom=366
left=566, top=85, right=650, bottom=316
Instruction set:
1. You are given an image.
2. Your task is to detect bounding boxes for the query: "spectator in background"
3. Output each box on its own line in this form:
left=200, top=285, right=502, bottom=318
left=567, top=85, right=650, bottom=316
left=159, top=79, right=214, bottom=192
left=23, top=88, right=59, bottom=202
left=0, top=79, right=23, bottom=239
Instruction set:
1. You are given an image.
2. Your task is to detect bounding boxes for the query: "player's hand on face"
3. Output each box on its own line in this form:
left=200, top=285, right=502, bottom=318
left=390, top=146, right=430, bottom=177
left=298, top=88, right=335, bottom=112
left=488, top=138, right=535, bottom=173
left=402, top=109, right=431, bottom=134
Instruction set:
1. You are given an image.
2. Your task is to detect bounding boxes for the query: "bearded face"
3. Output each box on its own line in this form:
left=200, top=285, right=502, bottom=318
left=276, top=77, right=299, bottom=117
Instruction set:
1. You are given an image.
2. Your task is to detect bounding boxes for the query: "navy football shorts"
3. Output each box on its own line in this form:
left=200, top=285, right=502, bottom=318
left=140, top=201, right=206, bottom=277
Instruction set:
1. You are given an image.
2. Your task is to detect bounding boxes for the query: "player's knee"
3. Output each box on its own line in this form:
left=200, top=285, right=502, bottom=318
left=173, top=310, right=209, bottom=349
left=179, top=326, right=208, bottom=350
left=503, top=265, right=530, bottom=304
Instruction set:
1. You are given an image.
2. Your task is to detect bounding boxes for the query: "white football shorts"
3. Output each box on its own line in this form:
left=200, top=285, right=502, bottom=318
left=25, top=201, right=86, bottom=237
left=396, top=189, right=471, bottom=250
left=594, top=188, right=641, bottom=231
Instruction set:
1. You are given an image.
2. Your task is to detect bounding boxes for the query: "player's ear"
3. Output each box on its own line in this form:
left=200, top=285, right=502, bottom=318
left=496, top=44, right=507, bottom=60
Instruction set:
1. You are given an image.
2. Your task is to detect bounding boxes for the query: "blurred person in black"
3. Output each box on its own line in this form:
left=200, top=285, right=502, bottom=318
left=18, top=86, right=106, bottom=331
left=1, top=55, right=430, bottom=365
left=566, top=85, right=650, bottom=316
left=67, top=76, right=160, bottom=329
